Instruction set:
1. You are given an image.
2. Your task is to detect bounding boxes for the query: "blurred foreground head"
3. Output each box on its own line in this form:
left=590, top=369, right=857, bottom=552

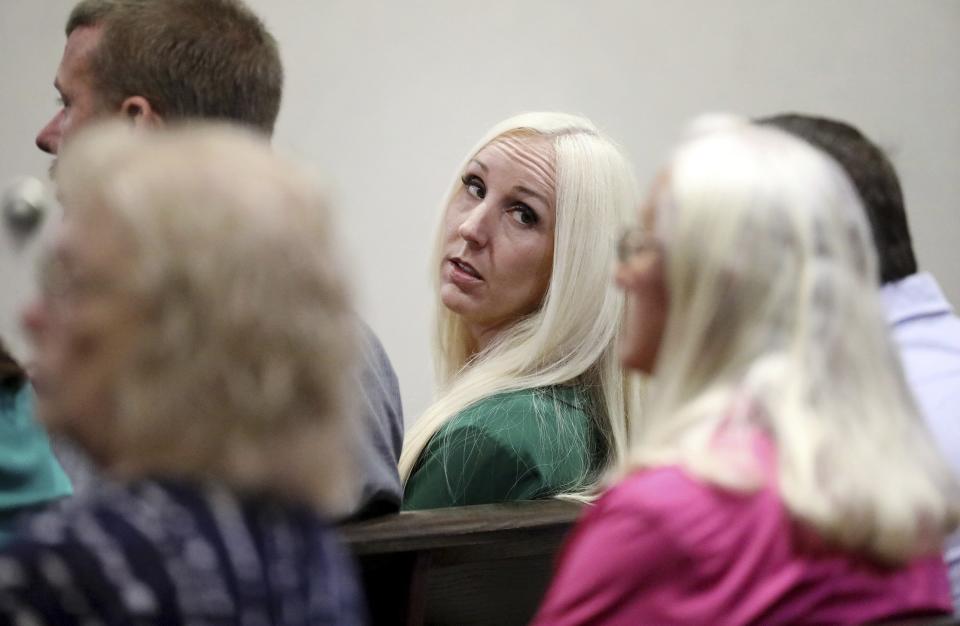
left=23, top=122, right=355, bottom=512
left=621, top=115, right=882, bottom=381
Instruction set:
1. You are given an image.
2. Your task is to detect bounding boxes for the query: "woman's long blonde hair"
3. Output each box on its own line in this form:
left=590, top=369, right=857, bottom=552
left=399, top=112, right=641, bottom=497
left=631, top=116, right=959, bottom=563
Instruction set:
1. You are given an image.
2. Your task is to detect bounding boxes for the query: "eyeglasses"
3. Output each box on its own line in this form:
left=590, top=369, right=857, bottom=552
left=616, top=225, right=658, bottom=263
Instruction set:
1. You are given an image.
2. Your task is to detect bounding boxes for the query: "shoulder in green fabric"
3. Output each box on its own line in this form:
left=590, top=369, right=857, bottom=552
left=402, top=386, right=603, bottom=510
left=0, top=384, right=73, bottom=544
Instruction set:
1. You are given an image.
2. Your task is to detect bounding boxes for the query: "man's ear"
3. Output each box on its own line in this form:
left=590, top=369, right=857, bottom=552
left=118, top=96, right=163, bottom=128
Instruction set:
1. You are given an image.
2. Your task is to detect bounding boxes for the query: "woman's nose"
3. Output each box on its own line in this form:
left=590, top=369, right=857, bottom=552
left=21, top=297, right=48, bottom=345
left=457, top=203, right=491, bottom=248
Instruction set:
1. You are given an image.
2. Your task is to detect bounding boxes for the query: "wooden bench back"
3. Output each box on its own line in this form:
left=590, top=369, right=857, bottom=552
left=341, top=499, right=584, bottom=625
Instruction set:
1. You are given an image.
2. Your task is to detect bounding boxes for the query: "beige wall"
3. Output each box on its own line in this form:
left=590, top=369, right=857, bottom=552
left=2, top=1, right=958, bottom=423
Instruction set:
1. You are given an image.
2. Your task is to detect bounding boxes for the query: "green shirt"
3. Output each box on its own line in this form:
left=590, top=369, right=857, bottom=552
left=402, top=386, right=602, bottom=510
left=0, top=384, right=72, bottom=542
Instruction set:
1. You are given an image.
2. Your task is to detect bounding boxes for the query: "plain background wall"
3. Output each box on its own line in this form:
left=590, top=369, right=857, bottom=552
left=2, top=1, right=958, bottom=425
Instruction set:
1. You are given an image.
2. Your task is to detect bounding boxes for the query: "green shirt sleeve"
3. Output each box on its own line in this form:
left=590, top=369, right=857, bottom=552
left=0, top=384, right=73, bottom=543
left=402, top=387, right=597, bottom=510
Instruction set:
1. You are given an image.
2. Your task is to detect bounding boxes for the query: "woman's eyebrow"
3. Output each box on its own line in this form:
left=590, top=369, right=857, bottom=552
left=468, top=158, right=488, bottom=172
left=513, top=185, right=549, bottom=205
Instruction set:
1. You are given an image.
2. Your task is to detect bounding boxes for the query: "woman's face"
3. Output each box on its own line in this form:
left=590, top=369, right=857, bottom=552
left=615, top=178, right=670, bottom=373
left=439, top=133, right=556, bottom=348
left=21, top=212, right=139, bottom=453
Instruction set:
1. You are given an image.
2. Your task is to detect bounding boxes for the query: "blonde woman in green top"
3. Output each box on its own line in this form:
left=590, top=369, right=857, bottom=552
left=401, top=112, right=641, bottom=509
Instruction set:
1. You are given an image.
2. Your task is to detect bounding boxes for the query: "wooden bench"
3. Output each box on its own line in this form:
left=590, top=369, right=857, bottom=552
left=341, top=499, right=584, bottom=626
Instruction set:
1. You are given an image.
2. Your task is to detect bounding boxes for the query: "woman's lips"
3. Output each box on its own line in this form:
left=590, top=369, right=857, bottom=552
left=447, top=257, right=484, bottom=285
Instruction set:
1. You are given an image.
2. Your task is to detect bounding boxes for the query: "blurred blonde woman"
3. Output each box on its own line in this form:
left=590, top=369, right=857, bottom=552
left=534, top=117, right=960, bottom=625
left=401, top=112, right=640, bottom=509
left=0, top=122, right=365, bottom=625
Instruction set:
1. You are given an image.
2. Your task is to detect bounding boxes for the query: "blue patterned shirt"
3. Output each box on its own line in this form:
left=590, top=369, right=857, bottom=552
left=0, top=479, right=365, bottom=625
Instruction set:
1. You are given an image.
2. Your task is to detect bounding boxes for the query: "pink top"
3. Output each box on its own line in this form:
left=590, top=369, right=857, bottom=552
left=533, top=434, right=951, bottom=625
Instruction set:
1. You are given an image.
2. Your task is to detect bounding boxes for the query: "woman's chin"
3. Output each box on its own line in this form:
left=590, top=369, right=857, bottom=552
left=619, top=342, right=655, bottom=374
left=439, top=284, right=473, bottom=316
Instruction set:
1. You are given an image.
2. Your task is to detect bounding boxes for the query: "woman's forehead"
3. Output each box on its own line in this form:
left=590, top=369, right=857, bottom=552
left=475, top=134, right=557, bottom=194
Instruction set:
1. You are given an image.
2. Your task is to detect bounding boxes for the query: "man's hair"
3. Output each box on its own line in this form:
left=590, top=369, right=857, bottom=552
left=757, top=113, right=916, bottom=284
left=67, top=0, right=283, bottom=135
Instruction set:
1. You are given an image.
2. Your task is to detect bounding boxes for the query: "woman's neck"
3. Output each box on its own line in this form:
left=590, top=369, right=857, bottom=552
left=466, top=319, right=512, bottom=355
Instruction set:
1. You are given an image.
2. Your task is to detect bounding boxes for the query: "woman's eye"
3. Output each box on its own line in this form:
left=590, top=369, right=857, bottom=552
left=508, top=205, right=539, bottom=227
left=461, top=175, right=485, bottom=200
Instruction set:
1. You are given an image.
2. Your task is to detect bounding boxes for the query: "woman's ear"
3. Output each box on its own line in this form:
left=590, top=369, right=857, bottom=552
left=118, top=96, right=164, bottom=129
